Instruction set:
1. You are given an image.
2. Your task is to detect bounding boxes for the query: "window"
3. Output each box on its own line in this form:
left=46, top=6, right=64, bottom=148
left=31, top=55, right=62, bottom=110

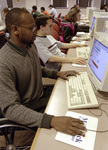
left=76, top=0, right=93, bottom=8
left=52, top=0, right=68, bottom=8
left=100, top=0, right=108, bottom=9
left=7, top=0, right=13, bottom=8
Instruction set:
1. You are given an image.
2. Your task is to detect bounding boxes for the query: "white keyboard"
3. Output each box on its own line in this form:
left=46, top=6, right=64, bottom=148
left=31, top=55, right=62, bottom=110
left=76, top=46, right=90, bottom=59
left=66, top=72, right=98, bottom=109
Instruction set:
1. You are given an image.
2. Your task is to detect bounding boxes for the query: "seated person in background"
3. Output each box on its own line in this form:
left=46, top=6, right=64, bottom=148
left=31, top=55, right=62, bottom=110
left=40, top=7, right=50, bottom=16
left=0, top=7, right=9, bottom=31
left=103, top=4, right=108, bottom=12
left=35, top=15, right=86, bottom=71
left=48, top=4, right=58, bottom=18
left=59, top=8, right=81, bottom=43
left=70, top=4, right=80, bottom=10
left=0, top=8, right=86, bottom=136
left=31, top=5, right=41, bottom=19
left=2, top=7, right=9, bottom=19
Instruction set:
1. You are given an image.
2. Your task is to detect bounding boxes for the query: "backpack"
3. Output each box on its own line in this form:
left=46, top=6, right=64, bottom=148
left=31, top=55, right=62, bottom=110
left=59, top=21, right=75, bottom=43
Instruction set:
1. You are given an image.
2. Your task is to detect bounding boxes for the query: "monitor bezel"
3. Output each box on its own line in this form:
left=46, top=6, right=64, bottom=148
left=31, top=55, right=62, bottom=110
left=87, top=32, right=108, bottom=92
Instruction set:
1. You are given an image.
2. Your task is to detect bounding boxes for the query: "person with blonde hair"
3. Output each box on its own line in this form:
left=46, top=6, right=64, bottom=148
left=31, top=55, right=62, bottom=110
left=59, top=8, right=81, bottom=43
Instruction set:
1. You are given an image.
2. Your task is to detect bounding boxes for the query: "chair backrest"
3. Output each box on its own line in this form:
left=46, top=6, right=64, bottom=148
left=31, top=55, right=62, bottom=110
left=54, top=19, right=61, bottom=26
left=51, top=30, right=59, bottom=40
left=39, top=58, right=45, bottom=67
left=0, top=31, right=5, bottom=49
left=58, top=13, right=61, bottom=19
left=51, top=14, right=55, bottom=19
left=52, top=22, right=60, bottom=33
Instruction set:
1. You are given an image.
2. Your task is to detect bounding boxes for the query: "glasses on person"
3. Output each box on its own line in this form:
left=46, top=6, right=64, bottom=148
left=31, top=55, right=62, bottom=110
left=19, top=26, right=36, bottom=32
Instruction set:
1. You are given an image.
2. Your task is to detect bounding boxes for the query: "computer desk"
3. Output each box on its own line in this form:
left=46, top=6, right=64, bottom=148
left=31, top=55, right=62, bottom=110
left=31, top=43, right=108, bottom=150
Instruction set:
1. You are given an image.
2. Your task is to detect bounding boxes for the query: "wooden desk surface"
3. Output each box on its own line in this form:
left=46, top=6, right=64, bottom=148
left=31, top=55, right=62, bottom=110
left=31, top=45, right=108, bottom=150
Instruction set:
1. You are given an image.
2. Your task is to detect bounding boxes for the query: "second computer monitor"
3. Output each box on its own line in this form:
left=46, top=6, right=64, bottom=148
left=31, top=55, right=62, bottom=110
left=90, top=15, right=108, bottom=36
left=103, top=20, right=108, bottom=33
left=87, top=32, right=108, bottom=94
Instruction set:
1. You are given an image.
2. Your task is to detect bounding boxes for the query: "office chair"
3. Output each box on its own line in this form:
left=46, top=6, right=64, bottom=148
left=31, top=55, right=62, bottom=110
left=51, top=14, right=55, bottom=19
left=0, top=114, right=35, bottom=150
left=0, top=31, right=6, bottom=49
left=53, top=19, right=61, bottom=26
left=51, top=29, right=59, bottom=40
left=51, top=30, right=67, bottom=54
left=52, top=22, right=60, bottom=33
left=57, top=13, right=61, bottom=19
left=39, top=58, right=45, bottom=67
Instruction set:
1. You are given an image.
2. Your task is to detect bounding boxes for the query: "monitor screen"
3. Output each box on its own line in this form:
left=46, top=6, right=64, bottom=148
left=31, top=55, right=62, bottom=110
left=90, top=17, right=95, bottom=31
left=88, top=39, right=108, bottom=82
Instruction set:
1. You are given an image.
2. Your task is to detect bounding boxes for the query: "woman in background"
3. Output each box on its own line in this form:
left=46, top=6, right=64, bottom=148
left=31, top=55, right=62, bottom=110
left=59, top=8, right=81, bottom=43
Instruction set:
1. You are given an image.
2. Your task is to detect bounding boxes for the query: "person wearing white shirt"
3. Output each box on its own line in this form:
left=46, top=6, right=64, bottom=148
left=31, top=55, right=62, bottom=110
left=48, top=4, right=58, bottom=18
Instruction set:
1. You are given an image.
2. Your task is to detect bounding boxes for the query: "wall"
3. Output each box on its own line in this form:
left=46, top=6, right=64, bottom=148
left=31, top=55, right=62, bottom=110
left=0, top=0, right=7, bottom=12
left=25, top=0, right=36, bottom=11
left=11, top=0, right=102, bottom=16
left=93, top=0, right=101, bottom=8
left=12, top=0, right=25, bottom=8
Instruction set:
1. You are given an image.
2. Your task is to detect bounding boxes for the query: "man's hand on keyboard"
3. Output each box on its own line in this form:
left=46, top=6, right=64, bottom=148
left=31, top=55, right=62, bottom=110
left=50, top=116, right=86, bottom=136
left=57, top=70, right=80, bottom=80
left=72, top=57, right=86, bottom=65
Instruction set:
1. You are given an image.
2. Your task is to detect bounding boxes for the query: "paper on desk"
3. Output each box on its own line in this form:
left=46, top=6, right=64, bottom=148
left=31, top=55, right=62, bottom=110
left=76, top=32, right=85, bottom=36
left=79, top=22, right=86, bottom=25
left=72, top=63, right=86, bottom=67
left=55, top=111, right=98, bottom=150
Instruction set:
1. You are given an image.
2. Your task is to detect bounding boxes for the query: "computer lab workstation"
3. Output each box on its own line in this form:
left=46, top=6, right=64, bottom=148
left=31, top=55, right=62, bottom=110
left=31, top=7, right=108, bottom=150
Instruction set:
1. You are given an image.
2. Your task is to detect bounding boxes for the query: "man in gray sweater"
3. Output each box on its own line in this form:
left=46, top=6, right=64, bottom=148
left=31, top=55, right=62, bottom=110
left=0, top=8, right=86, bottom=136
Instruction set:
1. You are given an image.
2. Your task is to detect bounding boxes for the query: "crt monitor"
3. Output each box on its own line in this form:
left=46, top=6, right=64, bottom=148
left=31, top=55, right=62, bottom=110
left=90, top=16, right=95, bottom=32
left=87, top=32, right=108, bottom=97
left=88, top=8, right=104, bottom=24
left=90, top=15, right=108, bottom=36
left=86, top=7, right=96, bottom=19
left=103, top=20, right=108, bottom=33
left=89, top=16, right=95, bottom=36
left=94, top=16, right=108, bottom=32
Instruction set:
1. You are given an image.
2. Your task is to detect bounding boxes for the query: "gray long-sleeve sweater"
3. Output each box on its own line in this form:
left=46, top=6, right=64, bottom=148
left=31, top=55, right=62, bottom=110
left=0, top=41, right=57, bottom=128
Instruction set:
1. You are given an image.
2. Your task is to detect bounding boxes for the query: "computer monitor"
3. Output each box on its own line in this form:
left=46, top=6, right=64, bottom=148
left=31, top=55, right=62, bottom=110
left=90, top=16, right=95, bottom=34
left=89, top=9, right=104, bottom=24
left=87, top=32, right=108, bottom=98
left=90, top=15, right=108, bottom=36
left=103, top=20, right=108, bottom=33
left=86, top=7, right=96, bottom=20
left=93, top=11, right=108, bottom=17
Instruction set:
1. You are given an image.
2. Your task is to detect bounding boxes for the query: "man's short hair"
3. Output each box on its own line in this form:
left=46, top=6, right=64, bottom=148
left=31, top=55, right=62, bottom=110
left=48, top=4, right=54, bottom=8
left=5, top=8, right=29, bottom=34
left=32, top=5, right=37, bottom=10
left=35, top=15, right=52, bottom=30
left=41, top=7, right=45, bottom=11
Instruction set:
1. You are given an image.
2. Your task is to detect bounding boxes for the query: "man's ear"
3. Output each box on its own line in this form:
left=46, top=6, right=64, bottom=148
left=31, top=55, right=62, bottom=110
left=11, top=25, right=19, bottom=35
left=40, top=25, right=44, bottom=31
